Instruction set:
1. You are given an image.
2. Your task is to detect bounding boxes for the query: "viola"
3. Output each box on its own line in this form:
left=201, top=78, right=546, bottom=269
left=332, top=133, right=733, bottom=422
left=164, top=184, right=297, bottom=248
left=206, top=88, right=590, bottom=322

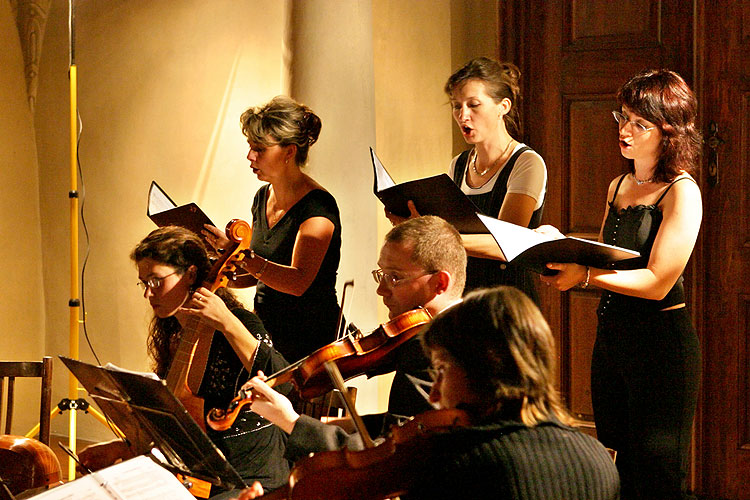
left=206, top=307, right=432, bottom=431
left=0, top=435, right=61, bottom=496
left=260, top=409, right=472, bottom=500
left=164, top=219, right=252, bottom=431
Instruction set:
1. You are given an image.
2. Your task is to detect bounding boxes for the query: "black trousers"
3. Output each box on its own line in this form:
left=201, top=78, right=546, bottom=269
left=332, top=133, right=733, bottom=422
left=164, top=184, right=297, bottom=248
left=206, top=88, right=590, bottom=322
left=592, top=306, right=701, bottom=500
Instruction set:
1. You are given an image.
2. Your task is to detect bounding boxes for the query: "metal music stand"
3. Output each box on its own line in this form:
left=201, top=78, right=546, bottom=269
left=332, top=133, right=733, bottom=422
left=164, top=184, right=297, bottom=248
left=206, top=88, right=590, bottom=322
left=59, top=356, right=246, bottom=492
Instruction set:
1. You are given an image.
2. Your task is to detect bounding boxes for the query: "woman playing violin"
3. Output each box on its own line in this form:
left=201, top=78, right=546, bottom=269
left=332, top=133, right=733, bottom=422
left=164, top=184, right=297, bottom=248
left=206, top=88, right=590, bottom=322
left=79, top=227, right=290, bottom=498
left=233, top=286, right=618, bottom=500
left=410, top=286, right=619, bottom=499
left=204, top=96, right=341, bottom=363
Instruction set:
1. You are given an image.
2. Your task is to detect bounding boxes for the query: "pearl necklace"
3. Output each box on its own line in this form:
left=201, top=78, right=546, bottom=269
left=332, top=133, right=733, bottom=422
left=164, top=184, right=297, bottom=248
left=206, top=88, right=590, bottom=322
left=631, top=172, right=656, bottom=185
left=471, top=139, right=515, bottom=177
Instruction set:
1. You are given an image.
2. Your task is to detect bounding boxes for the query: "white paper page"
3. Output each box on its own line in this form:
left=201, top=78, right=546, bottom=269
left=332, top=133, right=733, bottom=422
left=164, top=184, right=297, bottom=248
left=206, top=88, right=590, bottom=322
left=477, top=213, right=554, bottom=261
left=29, top=456, right=194, bottom=500
left=147, top=182, right=177, bottom=216
left=371, top=148, right=396, bottom=191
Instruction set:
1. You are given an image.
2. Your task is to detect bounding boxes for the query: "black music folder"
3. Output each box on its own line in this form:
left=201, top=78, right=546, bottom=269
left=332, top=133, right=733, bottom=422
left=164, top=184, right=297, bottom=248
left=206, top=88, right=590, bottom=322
left=477, top=213, right=641, bottom=274
left=147, top=181, right=215, bottom=238
left=59, top=356, right=246, bottom=492
left=371, top=148, right=489, bottom=234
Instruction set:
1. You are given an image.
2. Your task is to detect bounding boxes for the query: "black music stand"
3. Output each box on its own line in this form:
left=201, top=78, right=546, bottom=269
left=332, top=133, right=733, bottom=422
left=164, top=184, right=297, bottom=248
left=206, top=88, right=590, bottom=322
left=59, top=356, right=246, bottom=492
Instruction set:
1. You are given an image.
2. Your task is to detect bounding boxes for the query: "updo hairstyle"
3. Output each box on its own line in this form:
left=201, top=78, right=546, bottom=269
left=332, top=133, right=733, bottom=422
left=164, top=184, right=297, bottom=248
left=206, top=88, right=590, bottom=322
left=240, top=95, right=322, bottom=166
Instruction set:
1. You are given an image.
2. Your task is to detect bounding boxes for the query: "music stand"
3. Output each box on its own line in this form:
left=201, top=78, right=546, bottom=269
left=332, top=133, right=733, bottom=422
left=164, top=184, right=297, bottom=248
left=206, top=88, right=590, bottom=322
left=59, top=356, right=246, bottom=492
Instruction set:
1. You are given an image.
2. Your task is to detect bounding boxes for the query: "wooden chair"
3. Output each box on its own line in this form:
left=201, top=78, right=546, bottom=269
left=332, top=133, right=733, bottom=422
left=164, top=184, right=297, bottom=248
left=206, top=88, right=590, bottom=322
left=0, top=356, right=53, bottom=445
left=0, top=357, right=60, bottom=498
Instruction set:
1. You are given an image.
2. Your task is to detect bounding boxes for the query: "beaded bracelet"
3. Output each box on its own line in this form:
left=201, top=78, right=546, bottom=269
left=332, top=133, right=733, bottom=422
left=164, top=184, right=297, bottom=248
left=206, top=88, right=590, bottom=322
left=580, top=266, right=590, bottom=289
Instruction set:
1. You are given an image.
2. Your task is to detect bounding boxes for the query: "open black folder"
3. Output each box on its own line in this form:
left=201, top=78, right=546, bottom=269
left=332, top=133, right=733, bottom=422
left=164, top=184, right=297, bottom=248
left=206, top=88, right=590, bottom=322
left=147, top=181, right=215, bottom=238
left=371, top=148, right=489, bottom=234
left=59, top=356, right=246, bottom=492
left=477, top=213, right=640, bottom=274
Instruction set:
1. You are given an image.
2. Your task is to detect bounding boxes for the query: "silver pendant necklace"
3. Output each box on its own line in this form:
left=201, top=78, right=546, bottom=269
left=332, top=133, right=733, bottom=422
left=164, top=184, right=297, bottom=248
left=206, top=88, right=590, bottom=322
left=631, top=172, right=655, bottom=185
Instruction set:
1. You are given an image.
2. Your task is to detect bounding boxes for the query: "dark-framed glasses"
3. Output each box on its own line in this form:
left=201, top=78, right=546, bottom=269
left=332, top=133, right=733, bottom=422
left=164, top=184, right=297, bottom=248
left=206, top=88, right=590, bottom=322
left=371, top=268, right=435, bottom=287
left=612, top=110, right=656, bottom=135
left=137, top=271, right=178, bottom=291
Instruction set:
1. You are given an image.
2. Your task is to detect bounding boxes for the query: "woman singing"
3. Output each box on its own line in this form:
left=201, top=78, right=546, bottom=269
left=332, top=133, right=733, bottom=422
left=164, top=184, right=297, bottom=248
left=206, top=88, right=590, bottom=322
left=205, top=96, right=341, bottom=363
left=541, top=69, right=702, bottom=499
left=387, top=57, right=547, bottom=302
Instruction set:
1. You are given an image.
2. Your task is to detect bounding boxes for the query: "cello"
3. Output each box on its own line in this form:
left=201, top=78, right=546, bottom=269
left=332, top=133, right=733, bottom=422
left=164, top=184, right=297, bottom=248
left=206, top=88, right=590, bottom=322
left=0, top=435, right=61, bottom=497
left=206, top=307, right=432, bottom=432
left=164, top=219, right=252, bottom=431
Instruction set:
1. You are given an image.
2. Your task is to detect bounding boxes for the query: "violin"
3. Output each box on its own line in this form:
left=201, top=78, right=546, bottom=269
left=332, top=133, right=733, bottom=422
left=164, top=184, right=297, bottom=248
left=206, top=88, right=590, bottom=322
left=164, top=219, right=252, bottom=431
left=260, top=409, right=472, bottom=500
left=206, top=307, right=432, bottom=431
left=0, top=435, right=61, bottom=496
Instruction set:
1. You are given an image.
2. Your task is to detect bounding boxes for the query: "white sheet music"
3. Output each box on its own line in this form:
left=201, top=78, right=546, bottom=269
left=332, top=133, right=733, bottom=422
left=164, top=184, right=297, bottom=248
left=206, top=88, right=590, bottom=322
left=147, top=181, right=177, bottom=216
left=29, top=456, right=194, bottom=500
left=371, top=148, right=396, bottom=191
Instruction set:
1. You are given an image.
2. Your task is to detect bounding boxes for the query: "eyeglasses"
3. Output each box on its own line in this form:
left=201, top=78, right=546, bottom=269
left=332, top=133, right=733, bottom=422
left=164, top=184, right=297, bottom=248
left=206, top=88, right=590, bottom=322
left=371, top=268, right=435, bottom=287
left=612, top=110, right=656, bottom=136
left=137, top=271, right=178, bottom=291
left=426, top=366, right=446, bottom=382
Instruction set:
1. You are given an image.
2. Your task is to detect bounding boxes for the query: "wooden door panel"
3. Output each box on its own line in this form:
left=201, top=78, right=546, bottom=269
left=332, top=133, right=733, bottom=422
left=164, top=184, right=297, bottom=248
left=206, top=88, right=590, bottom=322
left=566, top=96, right=626, bottom=234
left=566, top=290, right=600, bottom=422
left=565, top=0, right=658, bottom=49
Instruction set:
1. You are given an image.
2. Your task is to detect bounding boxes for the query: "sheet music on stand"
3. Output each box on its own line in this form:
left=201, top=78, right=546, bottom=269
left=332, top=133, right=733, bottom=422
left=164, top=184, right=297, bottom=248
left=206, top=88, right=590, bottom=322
left=28, top=456, right=194, bottom=500
left=58, top=357, right=246, bottom=494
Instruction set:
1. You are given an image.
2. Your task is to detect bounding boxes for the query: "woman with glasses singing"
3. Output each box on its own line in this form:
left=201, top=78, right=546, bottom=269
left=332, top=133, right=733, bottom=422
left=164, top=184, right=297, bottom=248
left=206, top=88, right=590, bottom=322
left=79, top=226, right=291, bottom=498
left=386, top=58, right=547, bottom=303
left=203, top=96, right=341, bottom=363
left=540, top=69, right=702, bottom=500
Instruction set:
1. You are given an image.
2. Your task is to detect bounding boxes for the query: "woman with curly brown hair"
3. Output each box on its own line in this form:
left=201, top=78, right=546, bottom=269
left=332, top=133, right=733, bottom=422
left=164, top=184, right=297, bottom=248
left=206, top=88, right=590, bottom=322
left=79, top=226, right=291, bottom=498
left=541, top=69, right=703, bottom=499
left=204, top=96, right=341, bottom=363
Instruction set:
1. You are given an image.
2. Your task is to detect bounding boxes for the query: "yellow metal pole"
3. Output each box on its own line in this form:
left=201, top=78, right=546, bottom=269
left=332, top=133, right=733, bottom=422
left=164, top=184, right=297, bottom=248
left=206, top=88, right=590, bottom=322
left=68, top=61, right=80, bottom=481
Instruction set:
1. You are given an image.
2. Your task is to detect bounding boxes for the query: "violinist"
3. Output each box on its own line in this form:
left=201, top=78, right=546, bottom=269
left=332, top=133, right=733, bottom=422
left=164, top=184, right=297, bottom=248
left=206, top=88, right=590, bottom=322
left=239, top=216, right=466, bottom=460
left=233, top=286, right=618, bottom=500
left=410, top=286, right=620, bottom=499
left=78, top=227, right=291, bottom=498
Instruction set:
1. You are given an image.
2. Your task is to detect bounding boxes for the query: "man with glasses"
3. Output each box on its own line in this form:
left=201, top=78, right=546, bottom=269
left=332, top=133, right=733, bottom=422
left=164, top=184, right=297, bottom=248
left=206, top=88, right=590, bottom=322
left=238, top=216, right=466, bottom=465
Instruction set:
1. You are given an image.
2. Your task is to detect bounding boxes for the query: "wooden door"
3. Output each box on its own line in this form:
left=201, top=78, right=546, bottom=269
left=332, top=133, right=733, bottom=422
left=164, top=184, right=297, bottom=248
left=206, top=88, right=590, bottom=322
left=696, top=2, right=750, bottom=497
left=497, top=0, right=704, bottom=486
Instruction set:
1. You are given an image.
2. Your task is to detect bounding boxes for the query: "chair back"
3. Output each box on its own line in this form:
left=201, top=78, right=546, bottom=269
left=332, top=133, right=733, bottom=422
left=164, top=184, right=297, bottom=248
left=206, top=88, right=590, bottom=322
left=0, top=357, right=53, bottom=445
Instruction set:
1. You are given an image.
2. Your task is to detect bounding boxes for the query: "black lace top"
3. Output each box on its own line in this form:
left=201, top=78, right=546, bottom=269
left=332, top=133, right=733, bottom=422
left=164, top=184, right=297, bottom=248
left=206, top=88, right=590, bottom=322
left=598, top=175, right=694, bottom=317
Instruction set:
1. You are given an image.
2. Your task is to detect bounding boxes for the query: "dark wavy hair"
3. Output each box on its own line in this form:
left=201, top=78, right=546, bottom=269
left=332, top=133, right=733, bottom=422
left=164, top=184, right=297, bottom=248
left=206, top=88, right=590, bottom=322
left=444, top=57, right=523, bottom=140
left=240, top=95, right=322, bottom=166
left=131, top=226, right=244, bottom=378
left=421, top=286, right=572, bottom=426
left=617, top=69, right=701, bottom=182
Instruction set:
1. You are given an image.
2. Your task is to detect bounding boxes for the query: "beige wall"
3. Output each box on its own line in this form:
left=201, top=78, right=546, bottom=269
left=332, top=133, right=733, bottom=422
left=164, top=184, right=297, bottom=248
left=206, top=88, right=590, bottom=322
left=2, top=0, right=498, bottom=440
left=0, top=0, right=47, bottom=435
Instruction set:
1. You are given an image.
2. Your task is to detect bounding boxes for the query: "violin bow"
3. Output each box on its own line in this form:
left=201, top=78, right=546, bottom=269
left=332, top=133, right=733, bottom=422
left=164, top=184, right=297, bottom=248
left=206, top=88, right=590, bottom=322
left=323, top=360, right=375, bottom=448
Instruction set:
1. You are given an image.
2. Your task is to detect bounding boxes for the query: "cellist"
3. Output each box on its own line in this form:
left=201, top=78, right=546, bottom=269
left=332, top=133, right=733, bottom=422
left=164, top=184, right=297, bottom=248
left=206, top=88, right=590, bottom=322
left=78, top=226, right=291, bottom=499
left=239, top=216, right=466, bottom=459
